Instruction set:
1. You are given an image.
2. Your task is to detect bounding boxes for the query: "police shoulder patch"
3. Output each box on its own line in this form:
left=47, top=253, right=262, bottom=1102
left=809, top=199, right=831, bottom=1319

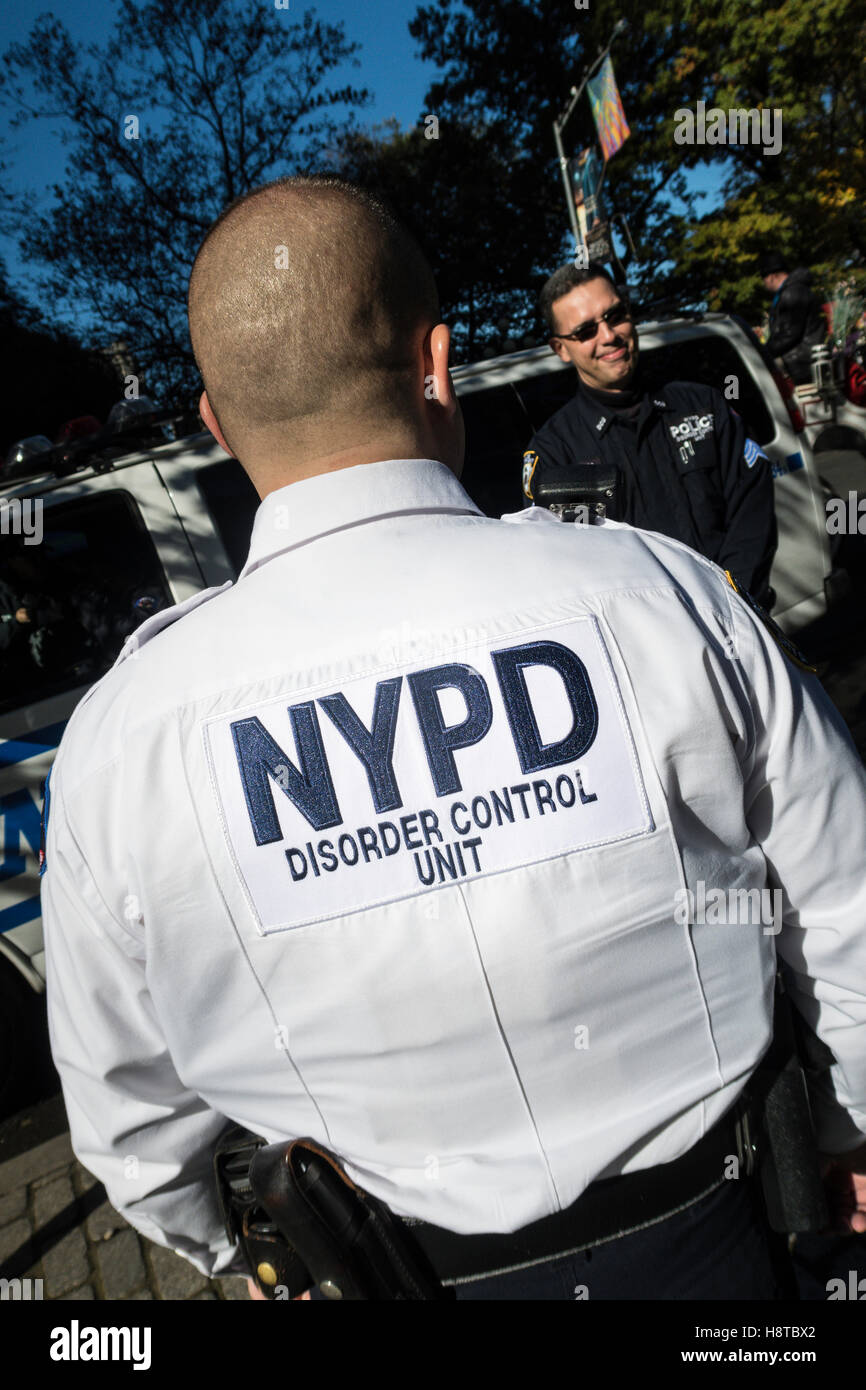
left=724, top=572, right=816, bottom=673
left=743, top=438, right=768, bottom=469
left=522, top=450, right=539, bottom=500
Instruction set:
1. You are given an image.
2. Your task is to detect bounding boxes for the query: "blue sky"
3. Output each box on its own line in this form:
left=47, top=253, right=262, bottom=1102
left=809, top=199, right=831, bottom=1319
left=0, top=0, right=438, bottom=311
left=0, top=0, right=725, bottom=331
left=0, top=0, right=436, bottom=145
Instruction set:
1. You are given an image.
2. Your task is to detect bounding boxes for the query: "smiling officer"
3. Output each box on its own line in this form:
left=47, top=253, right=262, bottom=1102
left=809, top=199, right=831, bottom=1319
left=522, top=263, right=778, bottom=606
left=40, top=178, right=866, bottom=1301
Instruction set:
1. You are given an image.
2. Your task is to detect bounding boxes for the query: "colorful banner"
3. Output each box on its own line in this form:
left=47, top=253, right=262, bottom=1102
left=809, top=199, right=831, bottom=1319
left=587, top=56, right=630, bottom=161
left=568, top=148, right=608, bottom=231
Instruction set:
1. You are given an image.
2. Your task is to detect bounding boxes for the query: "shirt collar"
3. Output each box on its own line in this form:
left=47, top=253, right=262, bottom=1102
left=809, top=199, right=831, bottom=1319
left=577, top=373, right=671, bottom=436
left=239, top=458, right=482, bottom=578
left=590, top=393, right=672, bottom=437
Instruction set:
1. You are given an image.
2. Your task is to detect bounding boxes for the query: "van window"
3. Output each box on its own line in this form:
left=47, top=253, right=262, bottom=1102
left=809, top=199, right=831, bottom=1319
left=196, top=459, right=260, bottom=576
left=0, top=491, right=172, bottom=714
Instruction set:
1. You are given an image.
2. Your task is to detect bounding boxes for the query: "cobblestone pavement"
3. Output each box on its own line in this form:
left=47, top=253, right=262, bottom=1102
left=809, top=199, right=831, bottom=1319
left=0, top=1123, right=250, bottom=1301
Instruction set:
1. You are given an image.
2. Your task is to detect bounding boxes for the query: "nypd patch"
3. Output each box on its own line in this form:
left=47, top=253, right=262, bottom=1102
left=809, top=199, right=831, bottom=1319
left=724, top=572, right=816, bottom=673
left=668, top=413, right=714, bottom=446
left=522, top=450, right=539, bottom=500
left=204, top=618, right=653, bottom=933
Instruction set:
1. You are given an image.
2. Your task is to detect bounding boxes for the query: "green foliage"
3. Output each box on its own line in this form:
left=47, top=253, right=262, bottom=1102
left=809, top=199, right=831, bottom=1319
left=353, top=0, right=865, bottom=340
left=652, top=0, right=866, bottom=315
left=403, top=0, right=702, bottom=336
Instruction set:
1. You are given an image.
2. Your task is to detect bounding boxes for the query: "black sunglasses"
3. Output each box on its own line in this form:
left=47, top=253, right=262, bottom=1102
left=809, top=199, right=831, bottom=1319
left=553, top=302, right=631, bottom=344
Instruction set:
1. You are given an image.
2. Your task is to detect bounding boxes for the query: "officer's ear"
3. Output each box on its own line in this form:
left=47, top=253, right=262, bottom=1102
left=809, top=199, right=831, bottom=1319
left=423, top=323, right=458, bottom=416
left=549, top=336, right=571, bottom=364
left=199, top=392, right=232, bottom=456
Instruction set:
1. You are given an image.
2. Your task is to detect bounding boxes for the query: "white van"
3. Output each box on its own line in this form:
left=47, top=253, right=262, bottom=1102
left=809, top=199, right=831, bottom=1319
left=0, top=313, right=846, bottom=1113
left=0, top=430, right=258, bottom=1113
left=791, top=348, right=866, bottom=463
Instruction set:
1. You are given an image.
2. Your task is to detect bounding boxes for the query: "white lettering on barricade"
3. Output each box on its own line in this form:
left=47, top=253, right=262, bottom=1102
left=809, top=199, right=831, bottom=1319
left=204, top=617, right=652, bottom=932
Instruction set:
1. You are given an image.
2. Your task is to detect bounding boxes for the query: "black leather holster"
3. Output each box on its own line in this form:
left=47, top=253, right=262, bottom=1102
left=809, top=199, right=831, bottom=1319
left=214, top=1130, right=452, bottom=1300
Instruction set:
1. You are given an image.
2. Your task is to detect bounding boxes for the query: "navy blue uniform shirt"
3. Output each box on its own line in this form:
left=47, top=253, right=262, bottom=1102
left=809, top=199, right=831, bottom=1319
left=523, top=378, right=777, bottom=603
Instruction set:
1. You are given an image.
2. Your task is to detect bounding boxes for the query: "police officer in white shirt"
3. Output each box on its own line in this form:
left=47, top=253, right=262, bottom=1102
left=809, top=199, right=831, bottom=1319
left=41, top=176, right=866, bottom=1301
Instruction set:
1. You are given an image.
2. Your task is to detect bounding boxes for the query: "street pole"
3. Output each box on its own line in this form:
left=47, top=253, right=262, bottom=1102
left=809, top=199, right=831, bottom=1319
left=554, top=88, right=584, bottom=248
left=553, top=19, right=628, bottom=256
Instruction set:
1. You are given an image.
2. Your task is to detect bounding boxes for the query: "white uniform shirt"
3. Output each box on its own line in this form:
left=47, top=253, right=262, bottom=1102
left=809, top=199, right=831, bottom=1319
left=41, top=457, right=866, bottom=1277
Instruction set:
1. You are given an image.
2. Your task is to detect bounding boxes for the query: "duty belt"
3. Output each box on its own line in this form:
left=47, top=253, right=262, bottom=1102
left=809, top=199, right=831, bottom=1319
left=215, top=1100, right=756, bottom=1300
left=407, top=1103, right=754, bottom=1284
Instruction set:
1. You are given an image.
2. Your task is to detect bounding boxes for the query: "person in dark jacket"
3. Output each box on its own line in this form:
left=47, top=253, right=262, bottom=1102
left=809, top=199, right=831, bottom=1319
left=523, top=263, right=778, bottom=605
left=760, top=253, right=828, bottom=385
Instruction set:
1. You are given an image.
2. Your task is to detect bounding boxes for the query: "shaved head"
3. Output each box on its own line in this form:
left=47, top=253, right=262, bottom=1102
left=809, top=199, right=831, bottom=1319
left=188, top=176, right=441, bottom=474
